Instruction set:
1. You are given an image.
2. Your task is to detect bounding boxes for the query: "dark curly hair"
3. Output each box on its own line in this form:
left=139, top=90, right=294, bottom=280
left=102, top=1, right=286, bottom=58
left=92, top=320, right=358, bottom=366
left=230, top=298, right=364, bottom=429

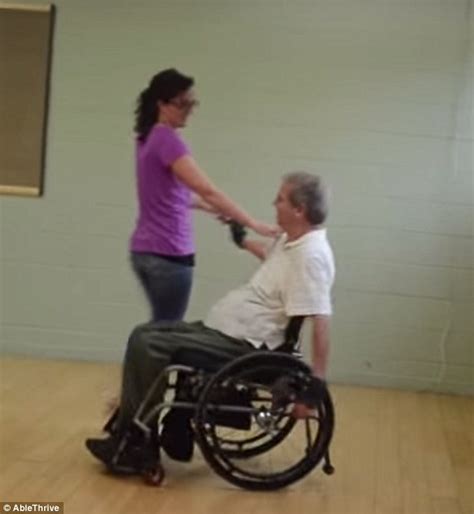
left=134, top=68, right=194, bottom=142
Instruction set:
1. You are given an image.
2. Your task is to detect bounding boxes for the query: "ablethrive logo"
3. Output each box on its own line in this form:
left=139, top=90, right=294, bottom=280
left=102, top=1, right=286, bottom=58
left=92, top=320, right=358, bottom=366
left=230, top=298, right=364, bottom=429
left=1, top=504, right=63, bottom=513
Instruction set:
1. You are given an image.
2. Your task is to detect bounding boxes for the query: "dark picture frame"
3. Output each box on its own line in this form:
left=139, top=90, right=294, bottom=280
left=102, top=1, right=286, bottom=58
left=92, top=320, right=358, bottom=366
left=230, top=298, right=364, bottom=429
left=0, top=3, right=55, bottom=197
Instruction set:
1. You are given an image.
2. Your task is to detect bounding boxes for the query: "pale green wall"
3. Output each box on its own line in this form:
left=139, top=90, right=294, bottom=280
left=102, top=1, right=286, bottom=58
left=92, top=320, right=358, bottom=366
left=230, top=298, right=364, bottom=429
left=1, top=0, right=472, bottom=394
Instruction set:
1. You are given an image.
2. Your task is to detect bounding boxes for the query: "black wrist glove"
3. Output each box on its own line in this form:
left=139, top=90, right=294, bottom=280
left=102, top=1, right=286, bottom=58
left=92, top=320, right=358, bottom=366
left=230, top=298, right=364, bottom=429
left=229, top=221, right=247, bottom=248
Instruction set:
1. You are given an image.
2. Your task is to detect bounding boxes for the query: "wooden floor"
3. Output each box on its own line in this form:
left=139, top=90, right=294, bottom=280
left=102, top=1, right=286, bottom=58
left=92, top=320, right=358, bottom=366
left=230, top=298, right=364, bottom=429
left=0, top=356, right=472, bottom=514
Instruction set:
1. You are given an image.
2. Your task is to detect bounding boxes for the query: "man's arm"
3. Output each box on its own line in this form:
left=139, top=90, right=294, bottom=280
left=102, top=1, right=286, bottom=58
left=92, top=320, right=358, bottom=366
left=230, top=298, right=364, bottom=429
left=309, top=314, right=331, bottom=379
left=291, top=314, right=330, bottom=419
left=241, top=239, right=270, bottom=261
left=229, top=221, right=273, bottom=261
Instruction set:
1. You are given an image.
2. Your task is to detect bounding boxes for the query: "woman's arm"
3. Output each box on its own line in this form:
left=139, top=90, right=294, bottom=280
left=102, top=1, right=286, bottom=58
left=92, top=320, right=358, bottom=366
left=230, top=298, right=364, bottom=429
left=190, top=193, right=217, bottom=213
left=172, top=155, right=278, bottom=238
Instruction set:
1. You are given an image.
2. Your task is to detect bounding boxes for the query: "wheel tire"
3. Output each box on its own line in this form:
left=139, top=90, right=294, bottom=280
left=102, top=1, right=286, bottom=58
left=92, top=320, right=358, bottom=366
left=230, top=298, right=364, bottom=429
left=195, top=352, right=335, bottom=490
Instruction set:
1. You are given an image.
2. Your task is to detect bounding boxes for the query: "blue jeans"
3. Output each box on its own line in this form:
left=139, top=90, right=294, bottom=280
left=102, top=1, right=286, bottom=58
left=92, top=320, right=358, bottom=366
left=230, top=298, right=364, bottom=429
left=130, top=252, right=193, bottom=322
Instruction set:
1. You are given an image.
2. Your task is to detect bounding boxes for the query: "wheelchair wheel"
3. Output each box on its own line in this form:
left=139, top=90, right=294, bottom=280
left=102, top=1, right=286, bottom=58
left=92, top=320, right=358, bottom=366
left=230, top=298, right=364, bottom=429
left=194, top=352, right=334, bottom=491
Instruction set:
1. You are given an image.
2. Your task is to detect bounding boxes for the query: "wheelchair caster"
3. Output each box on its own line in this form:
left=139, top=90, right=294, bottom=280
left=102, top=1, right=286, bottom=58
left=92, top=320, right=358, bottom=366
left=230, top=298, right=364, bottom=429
left=143, top=463, right=165, bottom=486
left=322, top=463, right=335, bottom=475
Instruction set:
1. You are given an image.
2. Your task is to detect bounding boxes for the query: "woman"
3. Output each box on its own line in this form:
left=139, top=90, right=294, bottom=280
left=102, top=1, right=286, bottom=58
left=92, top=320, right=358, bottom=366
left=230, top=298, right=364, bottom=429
left=130, top=68, right=277, bottom=322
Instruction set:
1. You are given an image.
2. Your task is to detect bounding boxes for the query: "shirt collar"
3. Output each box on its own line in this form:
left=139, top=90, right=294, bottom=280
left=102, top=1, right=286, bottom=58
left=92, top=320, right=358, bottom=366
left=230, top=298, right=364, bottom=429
left=283, top=228, right=326, bottom=249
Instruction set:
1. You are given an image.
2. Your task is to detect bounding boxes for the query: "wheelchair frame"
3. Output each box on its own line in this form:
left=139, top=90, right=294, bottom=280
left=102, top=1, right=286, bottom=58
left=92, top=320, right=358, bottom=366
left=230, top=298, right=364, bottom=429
left=105, top=318, right=336, bottom=491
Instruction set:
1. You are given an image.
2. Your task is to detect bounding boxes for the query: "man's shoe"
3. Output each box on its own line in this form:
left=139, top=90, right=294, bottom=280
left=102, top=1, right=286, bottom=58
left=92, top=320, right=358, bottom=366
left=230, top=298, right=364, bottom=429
left=85, top=436, right=118, bottom=465
left=85, top=436, right=151, bottom=474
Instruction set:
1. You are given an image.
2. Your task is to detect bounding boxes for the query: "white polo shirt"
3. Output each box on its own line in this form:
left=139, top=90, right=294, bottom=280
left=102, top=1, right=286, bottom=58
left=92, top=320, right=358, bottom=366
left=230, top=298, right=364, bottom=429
left=204, top=229, right=335, bottom=350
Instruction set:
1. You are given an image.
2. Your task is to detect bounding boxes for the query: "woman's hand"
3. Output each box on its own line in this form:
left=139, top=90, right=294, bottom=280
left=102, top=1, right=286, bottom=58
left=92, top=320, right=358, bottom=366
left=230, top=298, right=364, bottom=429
left=251, top=220, right=281, bottom=238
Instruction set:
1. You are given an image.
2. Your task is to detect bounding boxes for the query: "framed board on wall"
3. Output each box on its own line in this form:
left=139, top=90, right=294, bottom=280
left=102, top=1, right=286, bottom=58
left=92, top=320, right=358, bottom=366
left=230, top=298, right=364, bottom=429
left=0, top=3, right=55, bottom=197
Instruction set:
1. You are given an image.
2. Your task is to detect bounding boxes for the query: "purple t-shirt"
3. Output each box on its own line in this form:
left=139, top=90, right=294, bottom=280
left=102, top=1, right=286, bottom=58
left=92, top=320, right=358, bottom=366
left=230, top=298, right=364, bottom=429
left=130, top=125, right=194, bottom=255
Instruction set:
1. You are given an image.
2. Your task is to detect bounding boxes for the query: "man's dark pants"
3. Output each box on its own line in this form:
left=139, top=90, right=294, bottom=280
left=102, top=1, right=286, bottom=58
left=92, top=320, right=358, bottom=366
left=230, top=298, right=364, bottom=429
left=116, top=321, right=255, bottom=432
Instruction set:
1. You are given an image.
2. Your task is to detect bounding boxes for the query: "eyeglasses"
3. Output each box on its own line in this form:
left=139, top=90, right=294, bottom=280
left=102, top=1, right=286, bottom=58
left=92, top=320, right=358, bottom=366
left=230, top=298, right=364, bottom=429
left=168, top=99, right=200, bottom=111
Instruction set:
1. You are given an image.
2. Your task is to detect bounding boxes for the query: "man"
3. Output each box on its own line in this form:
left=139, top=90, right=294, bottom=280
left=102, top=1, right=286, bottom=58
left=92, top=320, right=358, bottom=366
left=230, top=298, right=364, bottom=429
left=86, top=171, right=335, bottom=470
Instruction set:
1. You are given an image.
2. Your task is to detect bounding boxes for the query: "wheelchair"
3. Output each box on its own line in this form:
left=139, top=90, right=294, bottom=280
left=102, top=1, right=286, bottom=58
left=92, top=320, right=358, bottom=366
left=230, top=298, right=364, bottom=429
left=103, top=317, right=335, bottom=491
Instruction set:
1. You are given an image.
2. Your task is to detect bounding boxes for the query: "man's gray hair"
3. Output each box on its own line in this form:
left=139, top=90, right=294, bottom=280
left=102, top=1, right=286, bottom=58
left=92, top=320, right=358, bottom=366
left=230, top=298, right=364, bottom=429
left=283, top=172, right=329, bottom=225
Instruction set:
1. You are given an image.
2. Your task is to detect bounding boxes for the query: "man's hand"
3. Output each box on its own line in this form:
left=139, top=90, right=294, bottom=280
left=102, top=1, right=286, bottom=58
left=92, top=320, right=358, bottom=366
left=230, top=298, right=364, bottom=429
left=291, top=403, right=316, bottom=419
left=290, top=375, right=328, bottom=418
